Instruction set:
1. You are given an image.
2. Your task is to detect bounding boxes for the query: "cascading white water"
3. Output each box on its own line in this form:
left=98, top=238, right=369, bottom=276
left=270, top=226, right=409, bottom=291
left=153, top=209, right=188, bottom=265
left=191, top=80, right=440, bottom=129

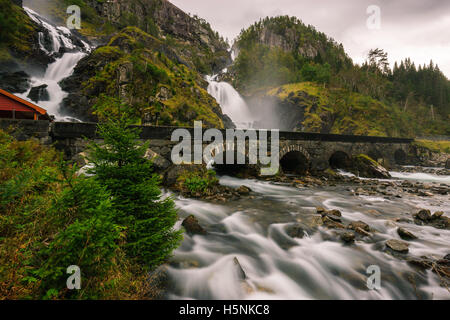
left=206, top=75, right=255, bottom=129
left=166, top=171, right=450, bottom=300
left=18, top=7, right=91, bottom=121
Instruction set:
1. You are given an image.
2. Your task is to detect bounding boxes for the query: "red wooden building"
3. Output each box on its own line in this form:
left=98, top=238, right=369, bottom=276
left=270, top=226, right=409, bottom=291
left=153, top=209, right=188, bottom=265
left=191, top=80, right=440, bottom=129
left=0, top=88, right=50, bottom=120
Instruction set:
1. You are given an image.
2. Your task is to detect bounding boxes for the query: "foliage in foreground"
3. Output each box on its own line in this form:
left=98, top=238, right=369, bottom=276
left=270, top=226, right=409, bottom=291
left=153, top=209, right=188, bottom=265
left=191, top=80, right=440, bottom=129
left=0, top=120, right=182, bottom=299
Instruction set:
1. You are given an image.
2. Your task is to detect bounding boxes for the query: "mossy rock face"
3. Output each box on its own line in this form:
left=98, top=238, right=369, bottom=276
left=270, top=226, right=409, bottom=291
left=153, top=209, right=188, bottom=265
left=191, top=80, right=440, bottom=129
left=61, top=27, right=226, bottom=127
left=0, top=0, right=53, bottom=72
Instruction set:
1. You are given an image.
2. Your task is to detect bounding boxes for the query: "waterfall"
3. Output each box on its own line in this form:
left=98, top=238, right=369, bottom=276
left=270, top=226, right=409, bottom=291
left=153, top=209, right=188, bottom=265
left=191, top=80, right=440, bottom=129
left=206, top=75, right=255, bottom=129
left=18, top=7, right=91, bottom=121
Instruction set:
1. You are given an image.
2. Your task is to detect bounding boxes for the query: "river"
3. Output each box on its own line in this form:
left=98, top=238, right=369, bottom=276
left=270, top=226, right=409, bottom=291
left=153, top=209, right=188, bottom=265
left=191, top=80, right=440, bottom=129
left=165, top=170, right=449, bottom=300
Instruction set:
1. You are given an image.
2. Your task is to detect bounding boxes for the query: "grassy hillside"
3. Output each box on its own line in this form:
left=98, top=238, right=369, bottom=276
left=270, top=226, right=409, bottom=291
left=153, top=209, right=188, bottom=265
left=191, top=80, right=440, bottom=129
left=62, top=27, right=226, bottom=127
left=232, top=16, right=450, bottom=137
left=263, top=82, right=413, bottom=136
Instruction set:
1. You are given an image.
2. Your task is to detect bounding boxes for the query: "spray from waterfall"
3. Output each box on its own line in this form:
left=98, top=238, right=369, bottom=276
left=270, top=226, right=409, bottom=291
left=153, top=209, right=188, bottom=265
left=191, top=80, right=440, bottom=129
left=206, top=75, right=255, bottom=129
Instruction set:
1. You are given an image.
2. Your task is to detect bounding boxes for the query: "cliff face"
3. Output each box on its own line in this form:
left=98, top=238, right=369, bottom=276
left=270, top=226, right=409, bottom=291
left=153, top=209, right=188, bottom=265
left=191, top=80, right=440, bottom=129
left=234, top=16, right=350, bottom=66
left=60, top=27, right=228, bottom=127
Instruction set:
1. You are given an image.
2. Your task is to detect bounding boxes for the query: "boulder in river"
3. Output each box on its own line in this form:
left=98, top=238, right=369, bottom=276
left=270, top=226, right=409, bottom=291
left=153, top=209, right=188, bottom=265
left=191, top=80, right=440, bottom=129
left=397, top=227, right=417, bottom=240
left=233, top=257, right=247, bottom=280
left=348, top=221, right=370, bottom=232
left=415, top=209, right=432, bottom=222
left=144, top=148, right=171, bottom=172
left=322, top=216, right=345, bottom=229
left=386, top=239, right=409, bottom=253
left=446, top=158, right=450, bottom=169
left=237, top=185, right=251, bottom=195
left=27, top=84, right=50, bottom=102
left=351, top=154, right=391, bottom=179
left=182, top=215, right=207, bottom=235
left=286, top=224, right=305, bottom=239
left=341, top=232, right=355, bottom=243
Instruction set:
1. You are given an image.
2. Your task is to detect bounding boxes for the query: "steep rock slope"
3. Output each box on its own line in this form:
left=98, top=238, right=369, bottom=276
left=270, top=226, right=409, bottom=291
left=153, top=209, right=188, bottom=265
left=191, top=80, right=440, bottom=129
left=60, top=27, right=227, bottom=127
left=26, top=0, right=231, bottom=74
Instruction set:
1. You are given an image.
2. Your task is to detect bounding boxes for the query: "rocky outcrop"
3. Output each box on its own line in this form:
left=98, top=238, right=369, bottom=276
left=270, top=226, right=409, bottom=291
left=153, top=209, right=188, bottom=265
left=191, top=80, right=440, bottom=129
left=27, top=84, right=49, bottom=102
left=85, top=0, right=230, bottom=73
left=386, top=239, right=409, bottom=253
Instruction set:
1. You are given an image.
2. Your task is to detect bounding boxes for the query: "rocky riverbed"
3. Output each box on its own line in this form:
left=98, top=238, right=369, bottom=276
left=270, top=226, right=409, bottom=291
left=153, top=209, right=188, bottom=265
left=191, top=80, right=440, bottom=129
left=150, top=166, right=449, bottom=300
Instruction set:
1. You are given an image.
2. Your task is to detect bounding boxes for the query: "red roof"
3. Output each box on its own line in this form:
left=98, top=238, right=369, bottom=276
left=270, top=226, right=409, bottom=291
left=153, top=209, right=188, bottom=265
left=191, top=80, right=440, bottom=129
left=0, top=88, right=50, bottom=120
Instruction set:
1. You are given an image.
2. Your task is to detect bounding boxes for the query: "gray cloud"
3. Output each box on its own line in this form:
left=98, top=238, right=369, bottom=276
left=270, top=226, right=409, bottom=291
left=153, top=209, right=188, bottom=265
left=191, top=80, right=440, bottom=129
left=171, top=0, right=450, bottom=77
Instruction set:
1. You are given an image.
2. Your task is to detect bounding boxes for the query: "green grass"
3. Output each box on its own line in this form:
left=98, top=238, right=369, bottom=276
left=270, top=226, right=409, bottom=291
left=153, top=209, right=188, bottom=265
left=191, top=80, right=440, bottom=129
left=414, top=140, right=450, bottom=154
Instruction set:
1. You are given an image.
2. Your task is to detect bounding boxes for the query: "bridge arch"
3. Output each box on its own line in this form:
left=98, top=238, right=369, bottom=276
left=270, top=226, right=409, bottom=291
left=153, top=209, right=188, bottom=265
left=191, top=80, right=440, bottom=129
left=279, top=144, right=311, bottom=175
left=394, top=148, right=407, bottom=165
left=329, top=150, right=352, bottom=170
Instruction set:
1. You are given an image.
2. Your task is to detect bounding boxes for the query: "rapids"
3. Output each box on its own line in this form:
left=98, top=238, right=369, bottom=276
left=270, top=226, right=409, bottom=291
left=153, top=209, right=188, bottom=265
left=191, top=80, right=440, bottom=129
left=166, top=170, right=450, bottom=300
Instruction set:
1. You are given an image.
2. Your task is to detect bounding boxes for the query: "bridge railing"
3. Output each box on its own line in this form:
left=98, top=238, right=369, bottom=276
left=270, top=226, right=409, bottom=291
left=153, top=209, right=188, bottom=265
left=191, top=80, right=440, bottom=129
left=50, top=122, right=414, bottom=144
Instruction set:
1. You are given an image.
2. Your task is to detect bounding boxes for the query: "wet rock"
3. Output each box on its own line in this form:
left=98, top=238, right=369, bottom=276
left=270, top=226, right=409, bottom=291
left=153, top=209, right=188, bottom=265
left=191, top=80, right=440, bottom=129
left=0, top=71, right=30, bottom=93
left=407, top=257, right=433, bottom=270
left=318, top=208, right=342, bottom=222
left=233, top=257, right=247, bottom=280
left=351, top=154, right=391, bottom=179
left=418, top=191, right=433, bottom=197
left=445, top=158, right=450, bottom=169
left=316, top=207, right=326, bottom=214
left=72, top=152, right=89, bottom=167
left=322, top=216, right=345, bottom=229
left=325, top=209, right=342, bottom=218
left=444, top=254, right=450, bottom=261
left=341, top=232, right=355, bottom=243
left=144, top=148, right=171, bottom=171
left=431, top=211, right=444, bottom=219
left=386, top=239, right=409, bottom=253
left=147, top=264, right=171, bottom=299
left=415, top=209, right=432, bottom=222
left=27, top=84, right=50, bottom=102
left=237, top=185, right=251, bottom=195
left=182, top=215, right=207, bottom=235
left=354, top=227, right=370, bottom=237
left=432, top=216, right=450, bottom=230
left=397, top=227, right=417, bottom=240
left=286, top=224, right=305, bottom=239
left=348, top=221, right=370, bottom=232
left=303, top=215, right=323, bottom=228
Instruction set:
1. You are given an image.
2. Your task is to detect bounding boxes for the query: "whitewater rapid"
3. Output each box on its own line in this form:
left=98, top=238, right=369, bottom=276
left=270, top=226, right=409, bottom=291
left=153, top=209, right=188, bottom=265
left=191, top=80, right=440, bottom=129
left=166, top=171, right=450, bottom=300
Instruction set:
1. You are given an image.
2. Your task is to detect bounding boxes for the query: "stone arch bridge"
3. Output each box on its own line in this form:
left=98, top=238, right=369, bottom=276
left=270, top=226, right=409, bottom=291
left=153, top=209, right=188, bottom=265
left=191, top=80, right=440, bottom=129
left=45, top=121, right=413, bottom=174
left=0, top=120, right=413, bottom=173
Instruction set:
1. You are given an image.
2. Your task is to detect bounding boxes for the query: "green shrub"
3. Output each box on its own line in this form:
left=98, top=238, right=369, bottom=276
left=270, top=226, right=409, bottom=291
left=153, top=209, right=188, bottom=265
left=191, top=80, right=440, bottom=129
left=177, top=169, right=218, bottom=194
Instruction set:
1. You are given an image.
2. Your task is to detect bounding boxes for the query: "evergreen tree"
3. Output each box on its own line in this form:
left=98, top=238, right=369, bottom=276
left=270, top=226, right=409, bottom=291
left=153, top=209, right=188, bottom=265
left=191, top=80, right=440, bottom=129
left=87, top=118, right=182, bottom=269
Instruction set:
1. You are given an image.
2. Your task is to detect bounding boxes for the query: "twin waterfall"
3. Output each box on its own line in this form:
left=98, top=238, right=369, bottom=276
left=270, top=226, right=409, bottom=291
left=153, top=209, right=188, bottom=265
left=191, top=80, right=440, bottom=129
left=206, top=75, right=256, bottom=129
left=19, top=8, right=90, bottom=121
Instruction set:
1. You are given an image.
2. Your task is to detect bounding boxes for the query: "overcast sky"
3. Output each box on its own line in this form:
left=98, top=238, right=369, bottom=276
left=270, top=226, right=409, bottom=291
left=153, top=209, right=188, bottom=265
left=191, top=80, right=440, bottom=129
left=171, top=0, right=450, bottom=77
